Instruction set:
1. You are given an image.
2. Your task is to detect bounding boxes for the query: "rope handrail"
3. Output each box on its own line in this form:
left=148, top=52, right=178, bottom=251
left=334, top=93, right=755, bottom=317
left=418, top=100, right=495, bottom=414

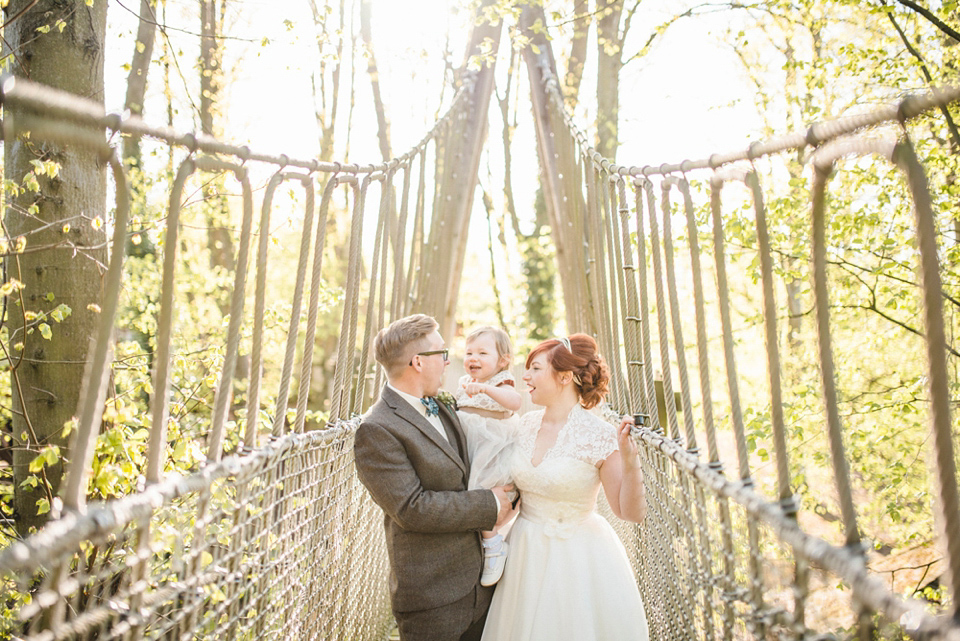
left=0, top=419, right=356, bottom=574
left=0, top=73, right=474, bottom=175
left=537, top=62, right=960, bottom=177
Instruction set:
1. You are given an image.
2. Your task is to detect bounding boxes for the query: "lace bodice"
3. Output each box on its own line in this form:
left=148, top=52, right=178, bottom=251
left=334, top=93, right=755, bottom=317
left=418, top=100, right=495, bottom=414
left=454, top=371, right=515, bottom=412
left=510, top=406, right=619, bottom=538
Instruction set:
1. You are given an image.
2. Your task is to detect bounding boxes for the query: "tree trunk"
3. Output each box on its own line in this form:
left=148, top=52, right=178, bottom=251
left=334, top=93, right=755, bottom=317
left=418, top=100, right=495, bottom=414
left=199, top=0, right=235, bottom=300
left=563, top=0, right=590, bottom=110
left=596, top=0, right=623, bottom=161
left=498, top=49, right=556, bottom=338
left=123, top=0, right=159, bottom=168
left=520, top=2, right=585, bottom=335
left=309, top=0, right=346, bottom=162
left=122, top=0, right=160, bottom=396
left=3, top=0, right=108, bottom=535
left=414, top=0, right=502, bottom=340
left=360, top=0, right=392, bottom=161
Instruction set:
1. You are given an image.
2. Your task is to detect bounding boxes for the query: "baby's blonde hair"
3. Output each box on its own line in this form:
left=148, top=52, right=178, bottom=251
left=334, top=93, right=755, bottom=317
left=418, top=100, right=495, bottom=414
left=465, top=326, right=513, bottom=371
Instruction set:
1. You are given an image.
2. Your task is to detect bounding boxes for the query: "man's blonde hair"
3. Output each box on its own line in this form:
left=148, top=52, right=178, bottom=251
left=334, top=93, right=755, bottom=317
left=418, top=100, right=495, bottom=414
left=374, top=314, right=438, bottom=378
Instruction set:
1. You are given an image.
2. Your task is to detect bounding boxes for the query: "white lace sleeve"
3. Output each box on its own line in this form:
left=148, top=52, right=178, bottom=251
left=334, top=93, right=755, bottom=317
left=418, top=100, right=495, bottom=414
left=567, top=407, right=619, bottom=466
left=454, top=370, right=515, bottom=412
left=452, top=374, right=473, bottom=407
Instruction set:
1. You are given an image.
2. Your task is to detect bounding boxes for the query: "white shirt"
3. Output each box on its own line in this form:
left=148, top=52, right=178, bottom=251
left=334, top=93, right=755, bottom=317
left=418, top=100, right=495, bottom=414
left=388, top=383, right=448, bottom=443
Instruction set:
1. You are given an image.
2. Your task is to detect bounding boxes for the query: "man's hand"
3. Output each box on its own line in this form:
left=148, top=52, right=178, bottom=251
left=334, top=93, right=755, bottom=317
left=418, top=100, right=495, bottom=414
left=492, top=484, right=519, bottom=527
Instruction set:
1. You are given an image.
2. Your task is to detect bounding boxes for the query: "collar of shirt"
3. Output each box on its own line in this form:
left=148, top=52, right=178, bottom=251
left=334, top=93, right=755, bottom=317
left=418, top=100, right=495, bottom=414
left=389, top=383, right=448, bottom=443
left=388, top=383, right=430, bottom=418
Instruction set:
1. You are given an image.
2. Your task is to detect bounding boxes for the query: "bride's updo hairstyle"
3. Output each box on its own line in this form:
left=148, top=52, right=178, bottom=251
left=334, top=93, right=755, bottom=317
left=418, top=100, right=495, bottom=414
left=525, top=333, right=610, bottom=409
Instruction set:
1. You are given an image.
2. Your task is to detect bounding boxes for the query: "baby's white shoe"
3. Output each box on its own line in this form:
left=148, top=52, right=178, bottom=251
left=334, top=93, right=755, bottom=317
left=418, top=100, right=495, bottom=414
left=481, top=538, right=508, bottom=587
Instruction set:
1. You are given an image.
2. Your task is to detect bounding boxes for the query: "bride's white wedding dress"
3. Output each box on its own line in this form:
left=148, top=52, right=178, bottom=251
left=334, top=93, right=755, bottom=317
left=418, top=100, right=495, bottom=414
left=480, top=405, right=649, bottom=641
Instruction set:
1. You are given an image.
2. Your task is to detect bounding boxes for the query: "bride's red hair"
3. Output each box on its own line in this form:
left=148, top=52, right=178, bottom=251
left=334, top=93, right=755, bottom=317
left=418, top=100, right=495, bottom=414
left=525, top=333, right=610, bottom=409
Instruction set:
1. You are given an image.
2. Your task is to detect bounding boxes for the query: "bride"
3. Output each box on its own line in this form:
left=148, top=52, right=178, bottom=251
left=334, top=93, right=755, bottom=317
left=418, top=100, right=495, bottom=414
left=480, top=334, right=649, bottom=641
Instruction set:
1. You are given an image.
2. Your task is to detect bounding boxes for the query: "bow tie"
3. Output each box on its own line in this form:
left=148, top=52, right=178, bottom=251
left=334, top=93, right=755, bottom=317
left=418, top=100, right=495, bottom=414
left=420, top=396, right=440, bottom=417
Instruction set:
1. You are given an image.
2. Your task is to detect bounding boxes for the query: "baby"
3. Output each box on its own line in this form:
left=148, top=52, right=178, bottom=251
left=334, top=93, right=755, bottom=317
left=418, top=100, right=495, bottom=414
left=454, top=326, right=522, bottom=587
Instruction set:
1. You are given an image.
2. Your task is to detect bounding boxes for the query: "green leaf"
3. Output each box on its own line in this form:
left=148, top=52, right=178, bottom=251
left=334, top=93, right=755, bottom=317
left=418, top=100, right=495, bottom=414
left=23, top=173, right=40, bottom=192
left=36, top=498, right=50, bottom=515
left=28, top=454, right=45, bottom=474
left=43, top=445, right=60, bottom=467
left=39, top=323, right=52, bottom=340
left=51, top=303, right=71, bottom=323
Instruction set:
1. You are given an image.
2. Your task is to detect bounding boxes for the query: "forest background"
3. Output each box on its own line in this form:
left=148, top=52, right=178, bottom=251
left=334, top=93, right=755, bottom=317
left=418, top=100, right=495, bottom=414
left=1, top=0, right=959, bottom=630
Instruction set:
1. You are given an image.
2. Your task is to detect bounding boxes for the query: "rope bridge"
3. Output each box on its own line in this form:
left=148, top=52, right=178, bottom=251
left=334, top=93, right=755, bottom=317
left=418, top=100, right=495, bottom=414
left=1, top=42, right=960, bottom=641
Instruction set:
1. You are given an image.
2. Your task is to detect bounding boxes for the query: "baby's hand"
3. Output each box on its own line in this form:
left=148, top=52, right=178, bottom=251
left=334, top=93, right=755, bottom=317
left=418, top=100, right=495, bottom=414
left=464, top=381, right=487, bottom=396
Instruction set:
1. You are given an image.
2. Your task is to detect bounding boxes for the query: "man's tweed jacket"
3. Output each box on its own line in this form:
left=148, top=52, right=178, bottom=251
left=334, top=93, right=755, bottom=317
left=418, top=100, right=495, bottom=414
left=354, top=385, right=498, bottom=614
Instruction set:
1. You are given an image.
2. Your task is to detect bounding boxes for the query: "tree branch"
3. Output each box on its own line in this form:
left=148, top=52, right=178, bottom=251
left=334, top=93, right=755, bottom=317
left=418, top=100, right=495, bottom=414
left=893, top=0, right=960, bottom=44
left=884, top=2, right=960, bottom=154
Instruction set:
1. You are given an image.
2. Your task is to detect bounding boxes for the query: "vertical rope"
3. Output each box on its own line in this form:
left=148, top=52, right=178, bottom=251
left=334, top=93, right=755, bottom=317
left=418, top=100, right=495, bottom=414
left=810, top=161, right=862, bottom=548
left=356, top=173, right=393, bottom=415
left=552, top=98, right=583, bottom=331
left=709, top=176, right=752, bottom=483
left=330, top=179, right=367, bottom=420
left=391, top=164, right=412, bottom=320
left=745, top=171, right=794, bottom=511
left=581, top=162, right=599, bottom=333
left=247, top=171, right=284, bottom=446
left=600, top=173, right=628, bottom=410
left=208, top=164, right=255, bottom=462
left=892, top=139, right=960, bottom=615
left=634, top=179, right=662, bottom=431
left=644, top=177, right=683, bottom=442
left=295, top=174, right=340, bottom=432
left=146, top=159, right=195, bottom=483
left=658, top=179, right=696, bottom=448
left=679, top=177, right=722, bottom=470
left=62, top=151, right=130, bottom=510
left=405, top=150, right=428, bottom=315
left=566, top=143, right=590, bottom=332
left=270, top=174, right=316, bottom=437
left=617, top=178, right=643, bottom=414
left=592, top=169, right=615, bottom=359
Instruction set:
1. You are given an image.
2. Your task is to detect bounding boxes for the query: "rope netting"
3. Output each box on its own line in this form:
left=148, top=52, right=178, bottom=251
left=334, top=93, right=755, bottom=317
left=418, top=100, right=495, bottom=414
left=1, top=46, right=960, bottom=641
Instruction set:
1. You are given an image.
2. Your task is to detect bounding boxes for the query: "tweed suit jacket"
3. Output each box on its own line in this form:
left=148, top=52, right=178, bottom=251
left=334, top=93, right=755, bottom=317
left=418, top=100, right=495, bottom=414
left=354, top=385, right=498, bottom=614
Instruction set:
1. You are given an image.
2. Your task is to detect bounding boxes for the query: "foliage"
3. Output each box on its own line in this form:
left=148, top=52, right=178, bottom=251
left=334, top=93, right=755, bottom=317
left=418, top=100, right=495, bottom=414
left=692, top=0, right=960, bottom=588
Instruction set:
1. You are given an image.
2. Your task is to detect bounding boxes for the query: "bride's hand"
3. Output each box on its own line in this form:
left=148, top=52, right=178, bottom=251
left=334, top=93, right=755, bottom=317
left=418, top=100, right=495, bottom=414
left=617, top=415, right=640, bottom=466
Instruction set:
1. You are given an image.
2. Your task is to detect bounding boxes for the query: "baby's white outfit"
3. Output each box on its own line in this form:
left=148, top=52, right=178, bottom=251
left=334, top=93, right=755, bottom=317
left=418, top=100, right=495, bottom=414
left=454, top=371, right=521, bottom=490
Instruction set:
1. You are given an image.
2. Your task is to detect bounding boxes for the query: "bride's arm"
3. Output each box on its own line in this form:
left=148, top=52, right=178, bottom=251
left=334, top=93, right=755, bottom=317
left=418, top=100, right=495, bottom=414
left=599, top=418, right=647, bottom=524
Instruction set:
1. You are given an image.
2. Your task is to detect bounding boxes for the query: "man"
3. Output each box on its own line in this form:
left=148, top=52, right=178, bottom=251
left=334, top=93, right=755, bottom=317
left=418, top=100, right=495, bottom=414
left=354, top=314, right=516, bottom=641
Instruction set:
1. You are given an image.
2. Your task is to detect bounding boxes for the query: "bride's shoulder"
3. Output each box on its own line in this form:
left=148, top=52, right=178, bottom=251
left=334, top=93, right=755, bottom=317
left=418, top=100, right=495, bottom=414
left=518, top=408, right=544, bottom=428
left=520, top=408, right=544, bottom=421
left=569, top=406, right=618, bottom=463
left=571, top=405, right=615, bottom=432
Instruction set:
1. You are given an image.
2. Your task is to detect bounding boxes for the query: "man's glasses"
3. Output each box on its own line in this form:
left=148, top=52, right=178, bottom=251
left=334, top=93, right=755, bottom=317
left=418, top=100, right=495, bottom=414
left=410, top=349, right=449, bottom=366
